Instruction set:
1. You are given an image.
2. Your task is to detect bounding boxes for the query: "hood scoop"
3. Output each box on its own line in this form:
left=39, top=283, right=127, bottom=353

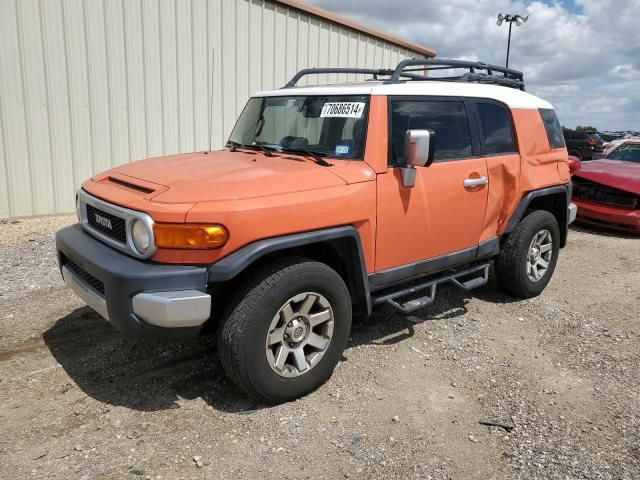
left=98, top=173, right=162, bottom=196
left=107, top=176, right=154, bottom=194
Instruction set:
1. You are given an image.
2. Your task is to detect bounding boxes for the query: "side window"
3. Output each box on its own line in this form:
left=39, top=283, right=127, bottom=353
left=390, top=100, right=473, bottom=164
left=476, top=103, right=516, bottom=155
left=539, top=108, right=566, bottom=149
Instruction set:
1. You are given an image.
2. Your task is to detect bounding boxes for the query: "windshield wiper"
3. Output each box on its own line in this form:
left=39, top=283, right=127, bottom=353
left=278, top=148, right=333, bottom=167
left=226, top=140, right=241, bottom=152
left=253, top=143, right=275, bottom=157
left=226, top=141, right=276, bottom=157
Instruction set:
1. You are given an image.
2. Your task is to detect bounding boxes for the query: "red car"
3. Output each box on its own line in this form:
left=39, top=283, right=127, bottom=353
left=571, top=140, right=640, bottom=234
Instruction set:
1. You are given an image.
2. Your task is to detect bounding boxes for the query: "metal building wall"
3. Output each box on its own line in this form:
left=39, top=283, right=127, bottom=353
left=0, top=0, right=422, bottom=218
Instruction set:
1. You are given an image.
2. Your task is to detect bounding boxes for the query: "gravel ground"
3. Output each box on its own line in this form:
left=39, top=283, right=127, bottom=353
left=0, top=216, right=639, bottom=479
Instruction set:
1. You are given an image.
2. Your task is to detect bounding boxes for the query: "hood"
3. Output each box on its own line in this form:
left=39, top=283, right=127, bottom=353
left=98, top=150, right=358, bottom=203
left=575, top=159, right=640, bottom=195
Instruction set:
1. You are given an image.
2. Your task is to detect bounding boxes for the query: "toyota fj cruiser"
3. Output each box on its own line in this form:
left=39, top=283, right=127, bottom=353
left=56, top=59, right=577, bottom=403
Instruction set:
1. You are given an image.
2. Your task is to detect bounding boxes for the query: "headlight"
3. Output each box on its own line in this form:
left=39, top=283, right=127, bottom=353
left=131, top=219, right=152, bottom=254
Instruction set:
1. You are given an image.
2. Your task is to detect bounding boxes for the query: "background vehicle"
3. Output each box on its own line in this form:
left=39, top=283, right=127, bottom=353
left=603, top=136, right=640, bottom=156
left=572, top=140, right=640, bottom=234
left=563, top=129, right=604, bottom=160
left=567, top=155, right=582, bottom=174
left=56, top=59, right=575, bottom=403
left=599, top=132, right=624, bottom=143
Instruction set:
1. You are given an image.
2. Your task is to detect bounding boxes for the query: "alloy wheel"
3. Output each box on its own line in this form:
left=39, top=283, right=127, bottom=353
left=265, top=292, right=334, bottom=377
left=526, top=229, right=553, bottom=282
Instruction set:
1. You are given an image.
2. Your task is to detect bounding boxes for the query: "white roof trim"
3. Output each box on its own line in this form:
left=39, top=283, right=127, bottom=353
left=255, top=81, right=553, bottom=110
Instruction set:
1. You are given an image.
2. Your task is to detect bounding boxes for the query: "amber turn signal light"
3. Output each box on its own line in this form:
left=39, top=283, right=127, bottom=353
left=153, top=224, right=228, bottom=249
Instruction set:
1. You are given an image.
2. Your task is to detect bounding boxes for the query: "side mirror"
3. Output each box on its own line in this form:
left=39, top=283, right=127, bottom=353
left=401, top=129, right=435, bottom=187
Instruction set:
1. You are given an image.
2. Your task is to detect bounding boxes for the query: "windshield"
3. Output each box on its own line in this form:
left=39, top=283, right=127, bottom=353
left=228, top=95, right=369, bottom=160
left=606, top=143, right=640, bottom=163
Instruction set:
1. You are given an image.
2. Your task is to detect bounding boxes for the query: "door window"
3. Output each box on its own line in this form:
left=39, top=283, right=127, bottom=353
left=390, top=101, right=473, bottom=164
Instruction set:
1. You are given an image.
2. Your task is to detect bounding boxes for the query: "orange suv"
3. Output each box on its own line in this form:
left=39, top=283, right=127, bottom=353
left=56, top=59, right=576, bottom=403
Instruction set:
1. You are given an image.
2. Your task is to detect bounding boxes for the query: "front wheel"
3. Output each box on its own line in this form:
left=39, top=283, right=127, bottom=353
left=218, top=258, right=352, bottom=403
left=494, top=210, right=560, bottom=298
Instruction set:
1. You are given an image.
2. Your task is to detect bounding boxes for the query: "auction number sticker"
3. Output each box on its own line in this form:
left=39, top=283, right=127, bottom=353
left=320, top=102, right=365, bottom=118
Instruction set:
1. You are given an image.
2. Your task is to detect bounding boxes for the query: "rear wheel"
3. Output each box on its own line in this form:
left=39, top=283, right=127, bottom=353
left=218, top=258, right=351, bottom=403
left=495, top=210, right=560, bottom=298
left=568, top=149, right=582, bottom=161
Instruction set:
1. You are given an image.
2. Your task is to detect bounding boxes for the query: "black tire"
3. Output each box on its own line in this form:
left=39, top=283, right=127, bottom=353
left=568, top=149, right=582, bottom=161
left=495, top=210, right=560, bottom=298
left=218, top=257, right=352, bottom=403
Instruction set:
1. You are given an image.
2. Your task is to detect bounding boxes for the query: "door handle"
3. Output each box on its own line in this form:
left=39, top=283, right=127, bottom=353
left=463, top=176, right=488, bottom=188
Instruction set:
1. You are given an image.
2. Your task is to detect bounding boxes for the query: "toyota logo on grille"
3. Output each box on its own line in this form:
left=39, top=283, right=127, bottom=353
left=94, top=213, right=112, bottom=230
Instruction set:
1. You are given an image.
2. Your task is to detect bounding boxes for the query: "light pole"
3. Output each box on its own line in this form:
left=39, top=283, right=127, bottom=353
left=496, top=13, right=528, bottom=68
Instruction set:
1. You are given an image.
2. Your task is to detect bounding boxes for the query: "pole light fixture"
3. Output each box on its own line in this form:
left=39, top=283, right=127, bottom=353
left=496, top=13, right=529, bottom=68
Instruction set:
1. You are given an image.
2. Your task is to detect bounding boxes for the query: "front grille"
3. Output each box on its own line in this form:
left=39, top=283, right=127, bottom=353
left=573, top=178, right=638, bottom=209
left=86, top=204, right=127, bottom=243
left=64, top=257, right=105, bottom=296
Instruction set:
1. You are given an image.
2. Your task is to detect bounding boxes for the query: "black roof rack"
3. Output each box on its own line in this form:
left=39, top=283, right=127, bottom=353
left=388, top=59, right=525, bottom=90
left=283, top=67, right=429, bottom=88
left=284, top=58, right=525, bottom=91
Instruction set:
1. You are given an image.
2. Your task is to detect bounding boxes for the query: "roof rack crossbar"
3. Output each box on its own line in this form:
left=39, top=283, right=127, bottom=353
left=284, top=67, right=426, bottom=88
left=284, top=68, right=392, bottom=88
left=387, top=58, right=525, bottom=90
left=283, top=59, right=525, bottom=90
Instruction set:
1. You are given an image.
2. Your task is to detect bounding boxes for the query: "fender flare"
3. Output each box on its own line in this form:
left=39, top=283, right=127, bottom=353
left=207, top=226, right=372, bottom=314
left=504, top=184, right=571, bottom=246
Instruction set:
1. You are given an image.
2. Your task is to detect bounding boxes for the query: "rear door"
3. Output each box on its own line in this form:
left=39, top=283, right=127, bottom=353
left=375, top=97, right=489, bottom=272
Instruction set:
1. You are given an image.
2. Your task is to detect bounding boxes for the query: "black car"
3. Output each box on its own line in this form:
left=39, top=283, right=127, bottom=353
left=562, top=129, right=604, bottom=160
left=598, top=132, right=623, bottom=143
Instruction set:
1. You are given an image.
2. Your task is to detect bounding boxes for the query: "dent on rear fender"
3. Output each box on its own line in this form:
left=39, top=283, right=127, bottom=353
left=557, top=161, right=570, bottom=182
left=480, top=155, right=520, bottom=241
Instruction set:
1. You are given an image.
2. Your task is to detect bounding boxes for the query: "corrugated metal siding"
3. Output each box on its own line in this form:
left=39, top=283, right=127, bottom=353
left=0, top=0, right=423, bottom=218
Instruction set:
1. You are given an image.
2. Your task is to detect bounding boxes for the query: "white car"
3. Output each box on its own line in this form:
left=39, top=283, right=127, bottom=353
left=603, top=137, right=640, bottom=156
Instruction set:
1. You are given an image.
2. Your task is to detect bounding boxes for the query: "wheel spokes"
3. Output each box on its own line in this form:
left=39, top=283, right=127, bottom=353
left=527, top=229, right=553, bottom=282
left=268, top=326, right=286, bottom=346
left=266, top=292, right=335, bottom=378
left=306, top=332, right=329, bottom=350
left=291, top=348, right=308, bottom=372
left=280, top=303, right=294, bottom=322
left=309, top=309, right=331, bottom=327
left=298, top=294, right=317, bottom=315
left=274, top=345, right=289, bottom=370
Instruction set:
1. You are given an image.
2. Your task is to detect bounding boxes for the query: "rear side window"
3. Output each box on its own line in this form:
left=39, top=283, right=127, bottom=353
left=539, top=109, right=565, bottom=149
left=390, top=100, right=472, bottom=163
left=574, top=131, right=588, bottom=140
left=476, top=103, right=515, bottom=155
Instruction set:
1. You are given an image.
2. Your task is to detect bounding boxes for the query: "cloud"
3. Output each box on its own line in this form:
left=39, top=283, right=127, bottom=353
left=307, top=0, right=640, bottom=131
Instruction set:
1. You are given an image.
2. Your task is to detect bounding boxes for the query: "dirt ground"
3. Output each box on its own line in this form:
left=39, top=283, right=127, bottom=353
left=0, top=215, right=638, bottom=480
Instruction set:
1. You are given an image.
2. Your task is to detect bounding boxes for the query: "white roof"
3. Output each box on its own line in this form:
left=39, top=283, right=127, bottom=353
left=255, top=81, right=553, bottom=110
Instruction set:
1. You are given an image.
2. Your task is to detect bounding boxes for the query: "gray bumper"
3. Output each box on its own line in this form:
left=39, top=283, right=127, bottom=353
left=568, top=203, right=577, bottom=225
left=56, top=224, right=210, bottom=339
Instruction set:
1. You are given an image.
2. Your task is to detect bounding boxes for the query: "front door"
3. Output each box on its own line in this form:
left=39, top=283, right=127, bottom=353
left=375, top=98, right=489, bottom=273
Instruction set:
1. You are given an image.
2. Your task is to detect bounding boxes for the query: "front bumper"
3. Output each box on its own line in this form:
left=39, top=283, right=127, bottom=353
left=573, top=200, right=640, bottom=234
left=56, top=224, right=211, bottom=339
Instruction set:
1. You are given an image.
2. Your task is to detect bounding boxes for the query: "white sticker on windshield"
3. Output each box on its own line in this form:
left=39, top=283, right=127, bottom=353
left=320, top=102, right=365, bottom=118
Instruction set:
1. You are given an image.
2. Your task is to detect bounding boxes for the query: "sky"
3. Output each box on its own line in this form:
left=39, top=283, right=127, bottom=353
left=306, top=0, right=640, bottom=131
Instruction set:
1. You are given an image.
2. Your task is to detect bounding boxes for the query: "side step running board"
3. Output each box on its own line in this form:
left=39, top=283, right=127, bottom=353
left=372, top=263, right=490, bottom=314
